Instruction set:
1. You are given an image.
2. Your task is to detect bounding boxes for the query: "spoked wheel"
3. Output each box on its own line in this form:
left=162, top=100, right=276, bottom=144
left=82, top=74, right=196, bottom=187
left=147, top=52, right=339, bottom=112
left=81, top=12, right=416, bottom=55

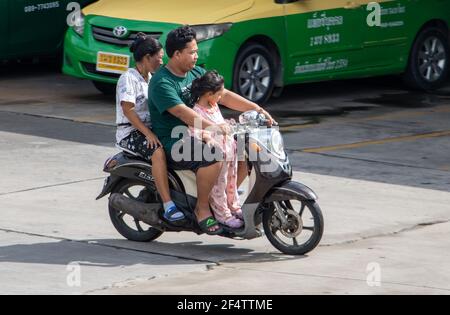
left=233, top=43, right=276, bottom=104
left=418, top=36, right=447, bottom=82
left=263, top=199, right=324, bottom=255
left=403, top=27, right=449, bottom=90
left=109, top=179, right=164, bottom=242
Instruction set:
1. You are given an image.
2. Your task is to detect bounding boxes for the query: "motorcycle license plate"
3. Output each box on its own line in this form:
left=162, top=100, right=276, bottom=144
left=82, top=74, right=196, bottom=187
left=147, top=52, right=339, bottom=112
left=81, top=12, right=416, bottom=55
left=96, top=52, right=130, bottom=74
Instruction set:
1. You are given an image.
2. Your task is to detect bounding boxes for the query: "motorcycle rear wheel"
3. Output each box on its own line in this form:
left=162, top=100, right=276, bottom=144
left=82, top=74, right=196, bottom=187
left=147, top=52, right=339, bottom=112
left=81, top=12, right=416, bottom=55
left=109, top=179, right=164, bottom=242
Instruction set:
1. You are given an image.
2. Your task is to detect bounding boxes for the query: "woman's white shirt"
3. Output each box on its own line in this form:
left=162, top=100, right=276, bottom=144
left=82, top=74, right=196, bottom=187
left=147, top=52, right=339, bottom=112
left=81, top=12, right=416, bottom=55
left=115, top=68, right=151, bottom=143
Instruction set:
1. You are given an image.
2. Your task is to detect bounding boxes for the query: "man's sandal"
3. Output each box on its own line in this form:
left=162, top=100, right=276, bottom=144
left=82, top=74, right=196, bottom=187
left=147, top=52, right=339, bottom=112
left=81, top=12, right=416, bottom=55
left=198, top=216, right=223, bottom=235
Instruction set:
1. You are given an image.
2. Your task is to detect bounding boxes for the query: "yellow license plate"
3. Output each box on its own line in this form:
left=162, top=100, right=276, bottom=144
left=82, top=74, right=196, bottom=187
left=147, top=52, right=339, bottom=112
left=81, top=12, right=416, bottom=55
left=96, top=52, right=130, bottom=74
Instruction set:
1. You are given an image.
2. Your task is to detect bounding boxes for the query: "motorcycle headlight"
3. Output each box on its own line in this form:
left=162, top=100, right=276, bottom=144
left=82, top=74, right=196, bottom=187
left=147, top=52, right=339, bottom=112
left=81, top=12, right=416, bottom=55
left=191, top=23, right=233, bottom=42
left=271, top=130, right=285, bottom=158
left=252, top=129, right=286, bottom=159
left=72, top=13, right=85, bottom=37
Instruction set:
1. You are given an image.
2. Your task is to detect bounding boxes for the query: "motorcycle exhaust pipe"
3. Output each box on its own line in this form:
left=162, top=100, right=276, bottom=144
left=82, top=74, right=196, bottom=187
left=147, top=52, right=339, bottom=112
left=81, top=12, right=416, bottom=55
left=109, top=193, right=164, bottom=228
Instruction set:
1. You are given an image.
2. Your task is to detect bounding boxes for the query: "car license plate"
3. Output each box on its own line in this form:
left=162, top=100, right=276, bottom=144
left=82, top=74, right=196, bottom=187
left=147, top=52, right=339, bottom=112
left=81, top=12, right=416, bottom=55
left=96, top=52, right=130, bottom=74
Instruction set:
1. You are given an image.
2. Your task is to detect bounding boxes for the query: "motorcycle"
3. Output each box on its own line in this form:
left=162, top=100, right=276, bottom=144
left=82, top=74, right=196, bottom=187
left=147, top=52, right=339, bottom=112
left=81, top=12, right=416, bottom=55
left=97, top=111, right=324, bottom=255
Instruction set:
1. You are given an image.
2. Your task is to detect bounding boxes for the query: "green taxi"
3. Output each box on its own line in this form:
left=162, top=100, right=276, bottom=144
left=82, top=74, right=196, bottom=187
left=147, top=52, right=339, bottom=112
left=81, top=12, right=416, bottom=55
left=62, top=0, right=450, bottom=103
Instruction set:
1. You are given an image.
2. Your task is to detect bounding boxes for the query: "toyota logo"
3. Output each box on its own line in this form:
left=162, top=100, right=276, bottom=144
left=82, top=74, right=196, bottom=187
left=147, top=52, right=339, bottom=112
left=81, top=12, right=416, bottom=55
left=113, top=26, right=128, bottom=38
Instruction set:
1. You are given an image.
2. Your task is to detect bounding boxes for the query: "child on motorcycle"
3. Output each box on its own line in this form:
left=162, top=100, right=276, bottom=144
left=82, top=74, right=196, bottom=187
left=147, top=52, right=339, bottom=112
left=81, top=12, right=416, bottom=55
left=189, top=71, right=244, bottom=228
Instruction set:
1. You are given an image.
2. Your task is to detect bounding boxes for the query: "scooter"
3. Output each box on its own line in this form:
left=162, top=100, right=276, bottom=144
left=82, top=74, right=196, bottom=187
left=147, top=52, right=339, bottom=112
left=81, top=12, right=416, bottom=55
left=97, top=111, right=324, bottom=255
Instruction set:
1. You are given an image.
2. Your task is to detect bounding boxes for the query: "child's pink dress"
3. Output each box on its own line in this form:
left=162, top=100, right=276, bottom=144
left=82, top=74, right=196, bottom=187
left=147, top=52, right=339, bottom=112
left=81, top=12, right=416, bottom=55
left=191, top=103, right=243, bottom=228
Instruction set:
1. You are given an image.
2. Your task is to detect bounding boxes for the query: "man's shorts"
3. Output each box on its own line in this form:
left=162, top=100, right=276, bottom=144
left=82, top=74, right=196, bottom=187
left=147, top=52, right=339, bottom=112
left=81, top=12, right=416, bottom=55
left=167, top=137, right=223, bottom=173
left=117, top=130, right=161, bottom=161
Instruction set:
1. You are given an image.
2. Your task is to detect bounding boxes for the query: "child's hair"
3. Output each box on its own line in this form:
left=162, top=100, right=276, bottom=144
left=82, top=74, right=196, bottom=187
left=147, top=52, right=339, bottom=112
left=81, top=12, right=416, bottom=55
left=190, top=70, right=225, bottom=106
left=130, top=32, right=163, bottom=62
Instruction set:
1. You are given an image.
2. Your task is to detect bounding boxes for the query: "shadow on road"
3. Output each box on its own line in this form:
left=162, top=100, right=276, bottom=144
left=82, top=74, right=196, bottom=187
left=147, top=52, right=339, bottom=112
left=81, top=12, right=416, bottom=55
left=0, top=238, right=306, bottom=266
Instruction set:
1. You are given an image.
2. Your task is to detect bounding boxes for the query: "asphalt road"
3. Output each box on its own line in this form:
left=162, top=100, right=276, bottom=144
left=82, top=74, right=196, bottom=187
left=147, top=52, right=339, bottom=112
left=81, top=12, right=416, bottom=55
left=1, top=61, right=449, bottom=191
left=0, top=61, right=449, bottom=295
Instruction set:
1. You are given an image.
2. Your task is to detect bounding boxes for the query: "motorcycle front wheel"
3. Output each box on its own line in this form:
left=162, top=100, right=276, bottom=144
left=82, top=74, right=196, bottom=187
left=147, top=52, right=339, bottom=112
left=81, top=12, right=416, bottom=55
left=263, top=199, right=324, bottom=255
left=109, top=179, right=164, bottom=242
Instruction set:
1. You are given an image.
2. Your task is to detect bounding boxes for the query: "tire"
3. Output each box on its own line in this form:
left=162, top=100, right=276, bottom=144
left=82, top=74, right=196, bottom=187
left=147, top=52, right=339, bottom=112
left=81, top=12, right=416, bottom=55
left=403, top=27, right=449, bottom=90
left=233, top=43, right=276, bottom=104
left=92, top=81, right=116, bottom=96
left=109, top=179, right=164, bottom=242
left=263, top=199, right=324, bottom=255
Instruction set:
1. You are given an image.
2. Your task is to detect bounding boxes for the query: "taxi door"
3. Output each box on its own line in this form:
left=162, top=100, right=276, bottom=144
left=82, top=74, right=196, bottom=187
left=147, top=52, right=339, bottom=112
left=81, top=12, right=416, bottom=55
left=358, top=0, right=410, bottom=67
left=283, top=0, right=366, bottom=82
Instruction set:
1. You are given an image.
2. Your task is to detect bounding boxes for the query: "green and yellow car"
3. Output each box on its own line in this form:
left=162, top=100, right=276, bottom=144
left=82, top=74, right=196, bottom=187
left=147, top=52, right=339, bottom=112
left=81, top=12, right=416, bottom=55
left=63, top=0, right=450, bottom=103
left=0, top=0, right=95, bottom=61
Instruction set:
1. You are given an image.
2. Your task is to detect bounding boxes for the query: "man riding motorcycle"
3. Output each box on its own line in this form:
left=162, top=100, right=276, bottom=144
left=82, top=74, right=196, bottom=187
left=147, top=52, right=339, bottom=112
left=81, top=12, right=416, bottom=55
left=148, top=25, right=276, bottom=235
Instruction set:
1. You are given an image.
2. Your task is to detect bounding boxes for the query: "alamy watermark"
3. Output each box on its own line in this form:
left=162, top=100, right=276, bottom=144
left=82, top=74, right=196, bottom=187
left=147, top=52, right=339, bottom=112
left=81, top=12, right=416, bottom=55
left=367, top=2, right=382, bottom=27
left=66, top=262, right=82, bottom=288
left=66, top=2, right=82, bottom=27
left=366, top=262, right=382, bottom=287
left=170, top=119, right=282, bottom=174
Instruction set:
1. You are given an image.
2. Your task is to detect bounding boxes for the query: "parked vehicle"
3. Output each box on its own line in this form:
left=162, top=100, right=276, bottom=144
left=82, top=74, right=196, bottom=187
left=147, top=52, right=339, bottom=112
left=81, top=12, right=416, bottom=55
left=63, top=0, right=450, bottom=103
left=0, top=0, right=95, bottom=61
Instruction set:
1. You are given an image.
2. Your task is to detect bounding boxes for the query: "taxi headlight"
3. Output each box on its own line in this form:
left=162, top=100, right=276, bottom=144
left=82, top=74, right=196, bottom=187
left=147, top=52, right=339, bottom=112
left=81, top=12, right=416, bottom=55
left=191, top=23, right=233, bottom=42
left=73, top=13, right=85, bottom=37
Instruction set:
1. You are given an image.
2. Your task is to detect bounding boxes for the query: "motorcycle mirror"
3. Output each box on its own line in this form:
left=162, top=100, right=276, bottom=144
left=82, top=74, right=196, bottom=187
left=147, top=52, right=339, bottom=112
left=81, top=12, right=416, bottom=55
left=239, top=110, right=259, bottom=125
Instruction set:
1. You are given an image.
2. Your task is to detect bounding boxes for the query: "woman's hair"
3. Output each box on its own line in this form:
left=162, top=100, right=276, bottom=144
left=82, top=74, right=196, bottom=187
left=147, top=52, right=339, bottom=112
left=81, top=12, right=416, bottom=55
left=190, top=70, right=225, bottom=105
left=130, top=32, right=163, bottom=62
left=165, top=25, right=197, bottom=58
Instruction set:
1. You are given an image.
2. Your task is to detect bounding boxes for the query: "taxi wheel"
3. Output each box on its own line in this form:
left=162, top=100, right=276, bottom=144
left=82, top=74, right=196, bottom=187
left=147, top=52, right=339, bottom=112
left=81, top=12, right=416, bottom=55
left=404, top=27, right=449, bottom=91
left=233, top=43, right=275, bottom=104
left=92, top=81, right=116, bottom=96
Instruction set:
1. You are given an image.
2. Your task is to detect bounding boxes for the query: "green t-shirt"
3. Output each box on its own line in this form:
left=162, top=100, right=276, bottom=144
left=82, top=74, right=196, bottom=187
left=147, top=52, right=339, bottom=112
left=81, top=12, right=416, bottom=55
left=148, top=65, right=206, bottom=152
